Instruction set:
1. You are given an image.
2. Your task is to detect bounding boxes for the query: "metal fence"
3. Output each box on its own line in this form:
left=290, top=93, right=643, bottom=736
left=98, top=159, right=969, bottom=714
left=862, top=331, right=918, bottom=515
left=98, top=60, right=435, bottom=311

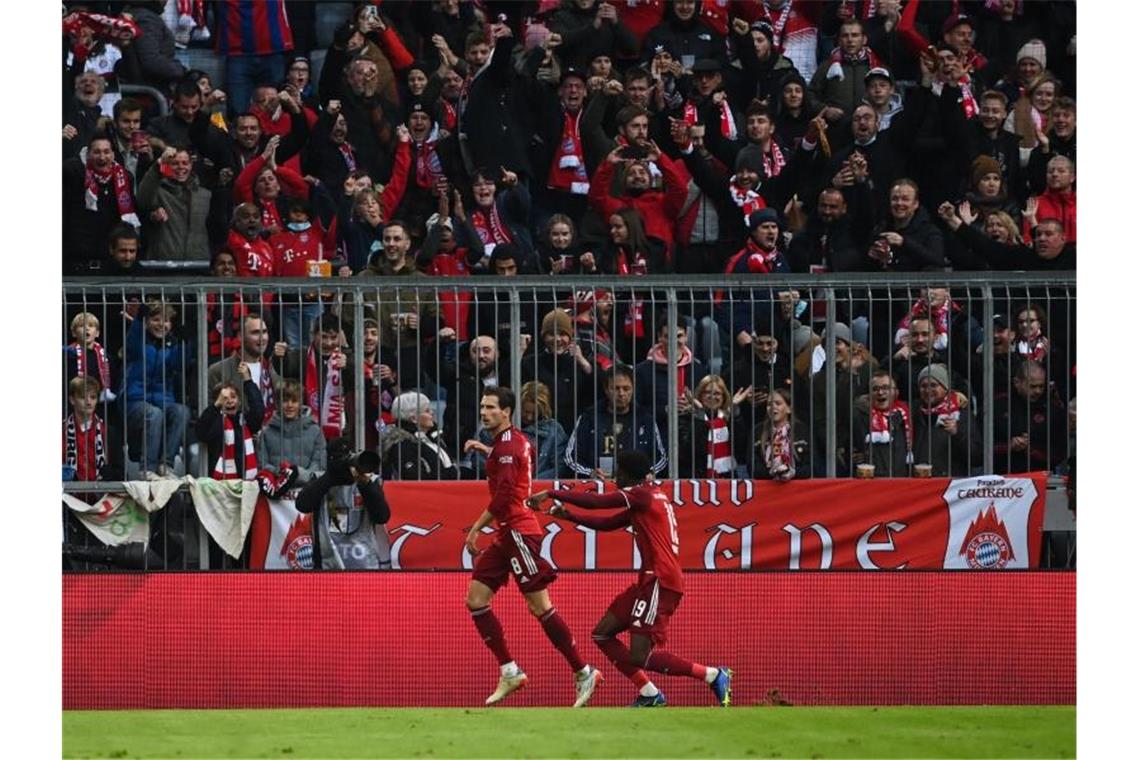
left=62, top=273, right=1076, bottom=569
left=62, top=273, right=1076, bottom=478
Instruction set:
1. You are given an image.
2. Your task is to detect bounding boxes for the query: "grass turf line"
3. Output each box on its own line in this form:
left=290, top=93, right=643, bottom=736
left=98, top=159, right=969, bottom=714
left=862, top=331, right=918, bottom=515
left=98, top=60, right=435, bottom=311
left=64, top=705, right=1074, bottom=759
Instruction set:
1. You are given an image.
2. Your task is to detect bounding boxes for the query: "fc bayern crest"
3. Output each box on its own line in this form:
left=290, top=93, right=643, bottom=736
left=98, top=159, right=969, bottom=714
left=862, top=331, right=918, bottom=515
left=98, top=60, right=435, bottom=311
left=958, top=504, right=1015, bottom=569
left=281, top=515, right=314, bottom=569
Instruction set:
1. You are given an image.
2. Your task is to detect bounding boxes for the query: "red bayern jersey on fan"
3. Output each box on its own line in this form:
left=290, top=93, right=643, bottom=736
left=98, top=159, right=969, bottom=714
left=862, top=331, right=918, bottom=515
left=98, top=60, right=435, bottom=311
left=485, top=426, right=541, bottom=536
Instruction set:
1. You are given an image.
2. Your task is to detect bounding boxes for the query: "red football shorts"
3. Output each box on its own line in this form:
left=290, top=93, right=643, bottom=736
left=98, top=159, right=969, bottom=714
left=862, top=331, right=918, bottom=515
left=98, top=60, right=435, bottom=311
left=606, top=575, right=683, bottom=646
left=471, top=530, right=557, bottom=594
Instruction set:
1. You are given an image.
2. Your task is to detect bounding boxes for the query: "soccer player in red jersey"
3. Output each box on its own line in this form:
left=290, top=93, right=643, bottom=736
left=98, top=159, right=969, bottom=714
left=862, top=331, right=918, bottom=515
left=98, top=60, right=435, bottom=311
left=461, top=387, right=602, bottom=707
left=527, top=449, right=733, bottom=707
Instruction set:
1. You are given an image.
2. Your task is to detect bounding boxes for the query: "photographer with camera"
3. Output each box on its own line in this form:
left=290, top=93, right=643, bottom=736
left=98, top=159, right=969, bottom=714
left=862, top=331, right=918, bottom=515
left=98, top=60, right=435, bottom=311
left=295, top=437, right=390, bottom=569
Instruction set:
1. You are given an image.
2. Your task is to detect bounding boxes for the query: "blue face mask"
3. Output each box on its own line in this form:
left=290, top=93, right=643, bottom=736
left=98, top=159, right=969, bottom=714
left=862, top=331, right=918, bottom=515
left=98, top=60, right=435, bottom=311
left=287, top=221, right=311, bottom=232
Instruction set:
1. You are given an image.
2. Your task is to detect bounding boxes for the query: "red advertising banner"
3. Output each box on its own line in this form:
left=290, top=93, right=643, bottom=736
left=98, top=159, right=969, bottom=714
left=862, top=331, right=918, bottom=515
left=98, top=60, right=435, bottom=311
left=380, top=475, right=1047, bottom=570
left=62, top=572, right=1075, bottom=709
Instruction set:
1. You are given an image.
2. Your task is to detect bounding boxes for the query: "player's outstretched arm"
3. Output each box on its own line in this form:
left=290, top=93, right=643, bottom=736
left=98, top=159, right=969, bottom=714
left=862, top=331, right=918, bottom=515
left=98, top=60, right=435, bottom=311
left=555, top=489, right=630, bottom=510
left=555, top=507, right=632, bottom=532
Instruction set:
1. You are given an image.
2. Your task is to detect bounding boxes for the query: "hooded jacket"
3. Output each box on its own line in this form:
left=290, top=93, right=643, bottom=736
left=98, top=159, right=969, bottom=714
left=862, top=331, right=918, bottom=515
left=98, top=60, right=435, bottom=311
left=642, top=1, right=727, bottom=69
left=258, top=406, right=328, bottom=483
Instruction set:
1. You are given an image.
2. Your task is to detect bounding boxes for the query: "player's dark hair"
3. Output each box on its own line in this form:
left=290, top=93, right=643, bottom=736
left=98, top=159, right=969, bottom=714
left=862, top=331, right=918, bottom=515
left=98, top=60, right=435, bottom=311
left=483, top=386, right=515, bottom=414
left=616, top=450, right=652, bottom=481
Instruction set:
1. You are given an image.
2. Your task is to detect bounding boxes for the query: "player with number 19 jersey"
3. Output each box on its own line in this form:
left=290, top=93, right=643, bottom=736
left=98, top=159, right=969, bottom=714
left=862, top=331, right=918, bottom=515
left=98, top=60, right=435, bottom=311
left=617, top=486, right=684, bottom=595
left=538, top=463, right=732, bottom=708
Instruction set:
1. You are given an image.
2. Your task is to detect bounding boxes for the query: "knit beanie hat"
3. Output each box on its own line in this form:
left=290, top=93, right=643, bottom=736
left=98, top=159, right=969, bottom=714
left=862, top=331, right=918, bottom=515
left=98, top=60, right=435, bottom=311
left=790, top=320, right=814, bottom=356
left=541, top=308, right=574, bottom=337
left=971, top=154, right=1002, bottom=188
left=748, top=208, right=780, bottom=230
left=750, top=20, right=775, bottom=45
left=825, top=322, right=852, bottom=346
left=917, top=364, right=951, bottom=390
left=1016, top=39, right=1047, bottom=69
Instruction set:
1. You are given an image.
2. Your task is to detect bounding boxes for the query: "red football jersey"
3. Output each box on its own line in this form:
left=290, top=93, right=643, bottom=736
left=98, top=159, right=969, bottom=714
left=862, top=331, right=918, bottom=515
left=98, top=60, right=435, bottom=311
left=556, top=484, right=684, bottom=593
left=485, top=426, right=540, bottom=536
left=269, top=224, right=326, bottom=277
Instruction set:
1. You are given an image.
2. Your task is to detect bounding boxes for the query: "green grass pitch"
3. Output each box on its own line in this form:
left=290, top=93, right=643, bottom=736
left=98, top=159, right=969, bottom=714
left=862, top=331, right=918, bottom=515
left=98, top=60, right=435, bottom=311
left=63, top=706, right=1074, bottom=759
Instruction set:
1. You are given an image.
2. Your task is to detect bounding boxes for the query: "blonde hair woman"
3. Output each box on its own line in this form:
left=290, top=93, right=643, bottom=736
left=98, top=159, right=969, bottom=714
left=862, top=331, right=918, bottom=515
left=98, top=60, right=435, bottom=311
left=678, top=374, right=751, bottom=479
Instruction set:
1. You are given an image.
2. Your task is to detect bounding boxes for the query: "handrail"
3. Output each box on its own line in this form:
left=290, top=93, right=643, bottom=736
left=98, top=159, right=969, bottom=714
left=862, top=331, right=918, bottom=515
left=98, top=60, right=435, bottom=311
left=120, top=83, right=170, bottom=117
left=64, top=272, right=1077, bottom=290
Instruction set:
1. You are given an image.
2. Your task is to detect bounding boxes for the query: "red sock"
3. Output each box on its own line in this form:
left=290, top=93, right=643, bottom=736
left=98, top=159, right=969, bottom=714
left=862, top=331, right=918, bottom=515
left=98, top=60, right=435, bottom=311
left=470, top=606, right=512, bottom=665
left=644, top=650, right=709, bottom=681
left=592, top=634, right=650, bottom=687
left=539, top=608, right=587, bottom=672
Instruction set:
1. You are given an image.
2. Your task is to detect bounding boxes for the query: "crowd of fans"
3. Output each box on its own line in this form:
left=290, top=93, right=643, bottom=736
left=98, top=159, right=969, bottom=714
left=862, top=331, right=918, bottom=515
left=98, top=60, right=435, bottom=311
left=62, top=0, right=1076, bottom=488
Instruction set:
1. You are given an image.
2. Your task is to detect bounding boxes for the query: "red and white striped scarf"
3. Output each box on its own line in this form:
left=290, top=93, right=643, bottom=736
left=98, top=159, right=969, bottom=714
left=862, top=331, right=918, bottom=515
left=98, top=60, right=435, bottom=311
left=439, top=98, right=458, bottom=131
left=921, top=392, right=961, bottom=425
left=175, top=0, right=207, bottom=27
left=212, top=413, right=257, bottom=480
left=63, top=11, right=140, bottom=59
left=470, top=202, right=513, bottom=246
left=957, top=75, right=979, bottom=119
left=759, top=1, right=794, bottom=48
left=900, top=298, right=960, bottom=351
left=64, top=413, right=106, bottom=482
left=760, top=141, right=786, bottom=179
left=824, top=46, right=882, bottom=81
left=85, top=159, right=137, bottom=223
left=260, top=198, right=284, bottom=233
left=547, top=111, right=590, bottom=194
left=869, top=402, right=912, bottom=448
left=70, top=341, right=111, bottom=393
left=705, top=411, right=734, bottom=477
left=415, top=139, right=445, bottom=190
left=728, top=179, right=765, bottom=222
left=742, top=237, right=782, bottom=273
left=306, top=345, right=345, bottom=439
left=765, top=421, right=795, bottom=480
left=683, top=100, right=737, bottom=140
left=1016, top=332, right=1049, bottom=362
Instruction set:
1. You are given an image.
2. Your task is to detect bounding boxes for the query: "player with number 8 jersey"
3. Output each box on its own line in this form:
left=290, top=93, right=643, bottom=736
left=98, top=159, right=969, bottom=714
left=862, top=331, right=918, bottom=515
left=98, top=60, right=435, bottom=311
left=528, top=449, right=734, bottom=707
left=462, top=387, right=602, bottom=708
